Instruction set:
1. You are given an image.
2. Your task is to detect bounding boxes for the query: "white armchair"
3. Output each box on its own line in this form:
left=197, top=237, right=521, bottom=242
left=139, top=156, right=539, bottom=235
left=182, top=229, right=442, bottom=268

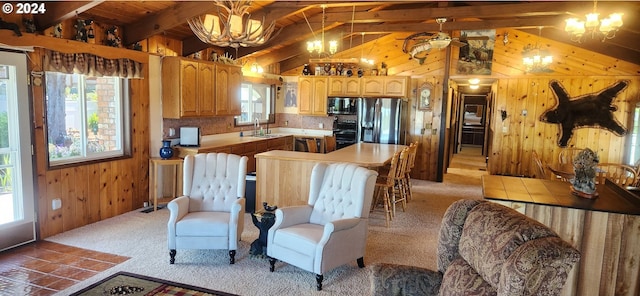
left=267, top=162, right=378, bottom=290
left=167, top=153, right=248, bottom=264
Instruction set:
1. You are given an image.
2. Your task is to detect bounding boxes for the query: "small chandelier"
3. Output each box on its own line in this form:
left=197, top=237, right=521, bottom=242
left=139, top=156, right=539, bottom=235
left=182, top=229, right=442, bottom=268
left=522, top=27, right=553, bottom=73
left=564, top=0, right=623, bottom=42
left=305, top=5, right=338, bottom=57
left=188, top=0, right=278, bottom=48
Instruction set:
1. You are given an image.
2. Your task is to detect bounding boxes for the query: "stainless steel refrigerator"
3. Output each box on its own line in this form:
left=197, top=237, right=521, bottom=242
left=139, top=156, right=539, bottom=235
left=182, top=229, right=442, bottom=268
left=357, top=98, right=406, bottom=144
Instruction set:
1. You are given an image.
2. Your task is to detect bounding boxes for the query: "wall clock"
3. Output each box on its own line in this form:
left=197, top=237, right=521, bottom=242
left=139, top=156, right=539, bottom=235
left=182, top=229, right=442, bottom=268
left=418, top=83, right=433, bottom=110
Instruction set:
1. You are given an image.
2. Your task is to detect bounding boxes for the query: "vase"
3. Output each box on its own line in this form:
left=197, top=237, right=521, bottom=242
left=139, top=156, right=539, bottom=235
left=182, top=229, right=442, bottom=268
left=159, top=140, right=174, bottom=159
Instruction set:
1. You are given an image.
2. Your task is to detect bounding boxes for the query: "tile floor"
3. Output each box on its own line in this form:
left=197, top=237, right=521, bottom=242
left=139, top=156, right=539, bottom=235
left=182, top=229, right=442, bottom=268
left=0, top=240, right=129, bottom=295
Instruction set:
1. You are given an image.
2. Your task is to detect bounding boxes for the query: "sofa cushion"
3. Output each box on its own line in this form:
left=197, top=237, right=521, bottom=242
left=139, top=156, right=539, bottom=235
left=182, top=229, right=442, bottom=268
left=439, top=257, right=497, bottom=296
left=437, top=199, right=484, bottom=273
left=499, top=237, right=580, bottom=295
left=458, top=202, right=558, bottom=288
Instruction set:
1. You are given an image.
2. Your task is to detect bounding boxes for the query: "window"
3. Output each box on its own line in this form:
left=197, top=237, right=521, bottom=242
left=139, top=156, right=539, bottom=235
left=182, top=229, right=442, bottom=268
left=628, top=104, right=640, bottom=165
left=236, top=82, right=275, bottom=125
left=45, top=72, right=130, bottom=167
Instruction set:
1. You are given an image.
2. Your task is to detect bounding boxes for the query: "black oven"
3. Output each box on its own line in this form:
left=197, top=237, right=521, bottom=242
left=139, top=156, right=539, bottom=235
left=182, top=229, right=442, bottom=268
left=333, top=119, right=357, bottom=149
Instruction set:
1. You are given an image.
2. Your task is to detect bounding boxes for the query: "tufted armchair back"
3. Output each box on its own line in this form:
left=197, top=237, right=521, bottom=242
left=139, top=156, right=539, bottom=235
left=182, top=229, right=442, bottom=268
left=308, top=163, right=373, bottom=225
left=183, top=153, right=247, bottom=212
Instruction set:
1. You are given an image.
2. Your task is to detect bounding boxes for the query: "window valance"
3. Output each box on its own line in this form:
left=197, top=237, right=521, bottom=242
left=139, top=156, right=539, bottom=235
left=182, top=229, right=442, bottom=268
left=43, top=49, right=143, bottom=78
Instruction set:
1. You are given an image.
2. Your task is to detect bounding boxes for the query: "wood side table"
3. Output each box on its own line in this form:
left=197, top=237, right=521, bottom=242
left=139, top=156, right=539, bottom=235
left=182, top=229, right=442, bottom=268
left=149, top=158, right=183, bottom=211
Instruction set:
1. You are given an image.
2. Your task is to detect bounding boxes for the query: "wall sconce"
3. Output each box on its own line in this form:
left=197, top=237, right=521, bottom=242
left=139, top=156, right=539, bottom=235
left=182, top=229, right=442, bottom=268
left=501, top=110, right=508, bottom=121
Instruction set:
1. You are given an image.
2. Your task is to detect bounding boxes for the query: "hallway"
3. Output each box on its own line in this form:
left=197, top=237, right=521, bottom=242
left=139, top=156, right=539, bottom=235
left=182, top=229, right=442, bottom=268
left=445, top=147, right=488, bottom=184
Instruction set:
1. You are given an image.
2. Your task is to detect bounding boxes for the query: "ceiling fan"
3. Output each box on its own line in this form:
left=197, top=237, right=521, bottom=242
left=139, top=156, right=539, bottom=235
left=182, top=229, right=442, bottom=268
left=401, top=18, right=488, bottom=64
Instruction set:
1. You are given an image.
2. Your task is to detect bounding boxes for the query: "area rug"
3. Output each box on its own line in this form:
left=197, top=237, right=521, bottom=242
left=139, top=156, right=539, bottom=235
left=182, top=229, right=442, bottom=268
left=70, top=271, right=238, bottom=296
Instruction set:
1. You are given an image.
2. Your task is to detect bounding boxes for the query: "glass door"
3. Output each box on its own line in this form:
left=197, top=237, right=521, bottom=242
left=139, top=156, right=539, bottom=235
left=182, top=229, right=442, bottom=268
left=0, top=51, right=35, bottom=251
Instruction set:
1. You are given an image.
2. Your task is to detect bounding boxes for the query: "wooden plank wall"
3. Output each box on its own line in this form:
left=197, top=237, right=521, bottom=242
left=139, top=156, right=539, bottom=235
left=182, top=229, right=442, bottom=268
left=27, top=46, right=150, bottom=238
left=488, top=77, right=639, bottom=177
left=523, top=203, right=640, bottom=296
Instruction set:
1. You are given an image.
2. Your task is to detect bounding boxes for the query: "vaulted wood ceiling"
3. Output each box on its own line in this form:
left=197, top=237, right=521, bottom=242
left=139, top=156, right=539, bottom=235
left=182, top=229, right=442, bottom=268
left=33, top=1, right=640, bottom=72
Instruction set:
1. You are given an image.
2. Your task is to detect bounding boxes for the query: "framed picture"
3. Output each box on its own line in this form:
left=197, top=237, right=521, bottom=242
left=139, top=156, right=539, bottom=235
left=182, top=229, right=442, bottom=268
left=418, top=83, right=433, bottom=110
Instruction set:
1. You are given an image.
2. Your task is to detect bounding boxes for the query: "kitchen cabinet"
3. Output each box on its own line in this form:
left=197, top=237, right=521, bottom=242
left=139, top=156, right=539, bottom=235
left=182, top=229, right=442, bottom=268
left=361, top=76, right=409, bottom=97
left=298, top=77, right=328, bottom=116
left=328, top=77, right=361, bottom=96
left=162, top=57, right=242, bottom=118
left=215, top=63, right=242, bottom=116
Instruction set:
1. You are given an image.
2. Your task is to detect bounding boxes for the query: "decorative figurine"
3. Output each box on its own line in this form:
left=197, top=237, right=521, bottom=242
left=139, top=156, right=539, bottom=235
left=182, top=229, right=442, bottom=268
left=302, top=64, right=311, bottom=75
left=105, top=26, right=122, bottom=47
left=0, top=18, right=22, bottom=36
left=23, top=18, right=36, bottom=34
left=250, top=202, right=278, bottom=258
left=570, top=148, right=599, bottom=198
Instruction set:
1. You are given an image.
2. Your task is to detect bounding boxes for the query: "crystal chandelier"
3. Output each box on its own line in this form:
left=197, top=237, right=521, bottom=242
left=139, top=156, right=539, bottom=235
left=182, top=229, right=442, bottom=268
left=564, top=0, right=623, bottom=42
left=187, top=0, right=278, bottom=48
left=522, top=27, right=553, bottom=73
left=305, top=5, right=338, bottom=57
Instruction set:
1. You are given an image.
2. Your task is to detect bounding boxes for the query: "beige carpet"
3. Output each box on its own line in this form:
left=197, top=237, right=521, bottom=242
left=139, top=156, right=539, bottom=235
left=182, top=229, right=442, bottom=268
left=47, top=167, right=484, bottom=296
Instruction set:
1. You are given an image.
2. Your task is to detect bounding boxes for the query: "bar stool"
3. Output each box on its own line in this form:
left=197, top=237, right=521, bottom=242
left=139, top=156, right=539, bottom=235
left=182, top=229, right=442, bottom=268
left=324, top=135, right=336, bottom=153
left=306, top=139, right=318, bottom=153
left=373, top=150, right=401, bottom=227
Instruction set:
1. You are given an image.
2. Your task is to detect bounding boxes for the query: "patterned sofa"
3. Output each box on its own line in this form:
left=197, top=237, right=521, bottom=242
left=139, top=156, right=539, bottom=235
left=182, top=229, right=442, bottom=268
left=371, top=199, right=580, bottom=296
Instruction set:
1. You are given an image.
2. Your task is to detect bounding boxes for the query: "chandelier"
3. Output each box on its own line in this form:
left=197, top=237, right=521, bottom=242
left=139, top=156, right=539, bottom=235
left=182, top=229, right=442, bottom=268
left=522, top=27, right=553, bottom=73
left=187, top=0, right=278, bottom=48
left=564, top=0, right=623, bottom=42
left=305, top=5, right=338, bottom=57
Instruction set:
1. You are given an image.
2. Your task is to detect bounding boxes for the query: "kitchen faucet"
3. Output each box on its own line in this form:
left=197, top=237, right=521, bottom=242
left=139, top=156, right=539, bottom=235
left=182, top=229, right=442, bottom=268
left=254, top=118, right=259, bottom=136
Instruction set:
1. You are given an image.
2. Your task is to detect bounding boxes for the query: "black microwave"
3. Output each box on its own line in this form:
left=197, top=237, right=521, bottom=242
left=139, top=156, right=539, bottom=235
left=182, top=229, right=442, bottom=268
left=327, top=97, right=357, bottom=115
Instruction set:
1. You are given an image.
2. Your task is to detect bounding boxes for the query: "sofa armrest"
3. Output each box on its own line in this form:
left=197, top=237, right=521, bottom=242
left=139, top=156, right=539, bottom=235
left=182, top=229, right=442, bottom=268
left=370, top=263, right=443, bottom=296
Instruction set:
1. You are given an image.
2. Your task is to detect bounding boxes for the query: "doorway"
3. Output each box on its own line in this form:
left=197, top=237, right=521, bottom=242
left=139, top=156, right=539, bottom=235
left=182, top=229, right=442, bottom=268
left=0, top=51, right=36, bottom=251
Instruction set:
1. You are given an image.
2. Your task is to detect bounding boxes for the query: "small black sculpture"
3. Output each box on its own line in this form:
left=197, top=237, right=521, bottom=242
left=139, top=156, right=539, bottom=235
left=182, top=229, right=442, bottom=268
left=262, top=202, right=277, bottom=212
left=249, top=202, right=277, bottom=258
left=0, top=19, right=22, bottom=36
left=23, top=19, right=36, bottom=34
left=540, top=80, right=629, bottom=147
left=105, top=26, right=122, bottom=47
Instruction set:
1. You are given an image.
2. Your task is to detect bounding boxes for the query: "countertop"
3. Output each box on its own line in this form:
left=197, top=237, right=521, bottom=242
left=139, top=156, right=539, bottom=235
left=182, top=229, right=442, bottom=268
left=256, top=142, right=406, bottom=168
left=174, top=127, right=332, bottom=153
left=482, top=175, right=640, bottom=215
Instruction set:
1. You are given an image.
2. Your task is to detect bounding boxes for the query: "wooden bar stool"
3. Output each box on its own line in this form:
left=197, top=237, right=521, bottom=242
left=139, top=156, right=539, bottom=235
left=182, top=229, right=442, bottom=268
left=373, top=150, right=401, bottom=227
left=306, top=139, right=318, bottom=153
left=324, top=135, right=336, bottom=153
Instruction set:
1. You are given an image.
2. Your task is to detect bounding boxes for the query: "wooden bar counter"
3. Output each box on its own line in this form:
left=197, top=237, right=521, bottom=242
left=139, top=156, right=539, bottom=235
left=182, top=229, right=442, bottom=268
left=255, top=143, right=405, bottom=209
left=482, top=175, right=640, bottom=296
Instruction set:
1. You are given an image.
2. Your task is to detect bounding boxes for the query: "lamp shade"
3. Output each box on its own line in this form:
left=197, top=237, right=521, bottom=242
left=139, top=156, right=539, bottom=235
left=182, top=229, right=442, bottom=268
left=203, top=14, right=221, bottom=37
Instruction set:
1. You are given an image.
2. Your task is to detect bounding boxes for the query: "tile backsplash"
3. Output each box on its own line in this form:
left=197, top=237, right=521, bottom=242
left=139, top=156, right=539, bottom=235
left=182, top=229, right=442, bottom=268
left=163, top=114, right=335, bottom=138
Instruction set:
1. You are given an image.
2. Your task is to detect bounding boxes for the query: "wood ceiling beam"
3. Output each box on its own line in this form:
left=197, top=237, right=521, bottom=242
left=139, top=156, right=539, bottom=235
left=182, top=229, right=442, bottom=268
left=323, top=2, right=581, bottom=23
left=122, top=2, right=219, bottom=45
left=33, top=1, right=105, bottom=31
left=347, top=16, right=568, bottom=33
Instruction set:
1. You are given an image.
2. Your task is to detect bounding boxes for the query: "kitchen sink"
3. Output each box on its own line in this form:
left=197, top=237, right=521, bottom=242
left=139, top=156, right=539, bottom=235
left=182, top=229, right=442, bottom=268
left=251, top=134, right=282, bottom=138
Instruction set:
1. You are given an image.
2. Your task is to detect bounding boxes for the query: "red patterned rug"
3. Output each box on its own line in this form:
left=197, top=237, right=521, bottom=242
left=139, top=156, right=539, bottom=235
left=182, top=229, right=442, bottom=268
left=70, top=271, right=238, bottom=296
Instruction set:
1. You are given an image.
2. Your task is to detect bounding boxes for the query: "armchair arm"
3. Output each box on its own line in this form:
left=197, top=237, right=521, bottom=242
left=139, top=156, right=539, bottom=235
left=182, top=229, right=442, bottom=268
left=324, top=218, right=361, bottom=233
left=370, top=263, right=443, bottom=296
left=228, top=197, right=245, bottom=249
left=167, top=196, right=190, bottom=249
left=271, top=205, right=313, bottom=230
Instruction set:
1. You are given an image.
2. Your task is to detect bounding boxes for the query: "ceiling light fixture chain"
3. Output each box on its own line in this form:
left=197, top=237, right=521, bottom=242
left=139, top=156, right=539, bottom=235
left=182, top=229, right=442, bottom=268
left=564, top=0, right=623, bottom=42
left=306, top=5, right=337, bottom=58
left=188, top=0, right=279, bottom=49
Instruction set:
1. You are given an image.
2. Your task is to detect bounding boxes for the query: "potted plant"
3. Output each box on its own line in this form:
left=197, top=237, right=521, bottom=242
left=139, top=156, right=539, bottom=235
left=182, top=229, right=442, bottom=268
left=88, top=113, right=99, bottom=135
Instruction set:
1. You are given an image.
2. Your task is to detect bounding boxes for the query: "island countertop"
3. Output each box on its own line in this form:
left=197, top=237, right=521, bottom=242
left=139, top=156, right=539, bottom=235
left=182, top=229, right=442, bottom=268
left=255, top=142, right=406, bottom=168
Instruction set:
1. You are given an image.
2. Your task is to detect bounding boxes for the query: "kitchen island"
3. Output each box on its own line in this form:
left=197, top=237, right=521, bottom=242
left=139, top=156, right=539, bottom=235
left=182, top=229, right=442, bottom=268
left=254, top=142, right=405, bottom=208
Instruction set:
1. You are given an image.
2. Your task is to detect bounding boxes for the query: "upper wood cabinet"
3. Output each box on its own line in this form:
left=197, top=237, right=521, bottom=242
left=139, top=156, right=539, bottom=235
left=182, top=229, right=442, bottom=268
left=298, top=77, right=328, bottom=116
left=215, top=63, right=242, bottom=116
left=328, top=77, right=361, bottom=97
left=162, top=57, right=242, bottom=118
left=361, top=76, right=409, bottom=97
